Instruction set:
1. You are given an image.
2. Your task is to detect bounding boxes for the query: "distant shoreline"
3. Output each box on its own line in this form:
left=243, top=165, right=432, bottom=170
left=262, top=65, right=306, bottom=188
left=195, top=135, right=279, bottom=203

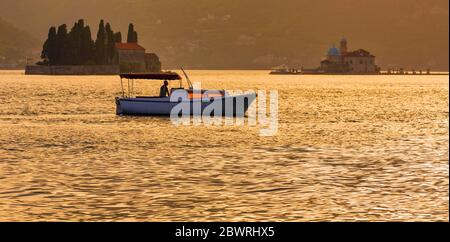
left=24, top=65, right=119, bottom=75
left=0, top=68, right=448, bottom=75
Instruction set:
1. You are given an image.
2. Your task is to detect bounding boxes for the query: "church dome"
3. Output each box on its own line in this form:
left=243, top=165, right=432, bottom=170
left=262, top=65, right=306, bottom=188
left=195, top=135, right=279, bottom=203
left=327, top=47, right=341, bottom=56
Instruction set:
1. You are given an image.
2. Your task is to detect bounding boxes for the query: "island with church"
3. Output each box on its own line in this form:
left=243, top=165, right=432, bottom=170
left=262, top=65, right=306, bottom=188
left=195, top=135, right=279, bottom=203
left=271, top=37, right=381, bottom=75
left=25, top=19, right=161, bottom=75
left=271, top=37, right=436, bottom=75
left=307, top=37, right=381, bottom=74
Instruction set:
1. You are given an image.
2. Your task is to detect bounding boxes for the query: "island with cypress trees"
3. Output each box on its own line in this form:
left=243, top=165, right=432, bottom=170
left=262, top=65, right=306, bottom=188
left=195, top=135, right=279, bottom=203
left=26, top=19, right=161, bottom=75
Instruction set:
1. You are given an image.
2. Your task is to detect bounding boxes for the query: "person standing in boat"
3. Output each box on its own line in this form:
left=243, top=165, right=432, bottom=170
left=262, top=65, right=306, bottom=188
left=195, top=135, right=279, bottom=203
left=160, top=80, right=170, bottom=97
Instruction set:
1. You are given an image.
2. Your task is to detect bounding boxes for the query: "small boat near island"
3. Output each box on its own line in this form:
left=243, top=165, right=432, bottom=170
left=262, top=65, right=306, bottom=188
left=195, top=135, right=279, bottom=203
left=115, top=70, right=256, bottom=116
left=269, top=65, right=301, bottom=75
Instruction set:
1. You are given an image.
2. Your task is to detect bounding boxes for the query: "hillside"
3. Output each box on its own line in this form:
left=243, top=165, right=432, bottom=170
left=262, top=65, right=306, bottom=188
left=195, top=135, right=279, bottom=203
left=0, top=0, right=448, bottom=70
left=0, top=17, right=39, bottom=69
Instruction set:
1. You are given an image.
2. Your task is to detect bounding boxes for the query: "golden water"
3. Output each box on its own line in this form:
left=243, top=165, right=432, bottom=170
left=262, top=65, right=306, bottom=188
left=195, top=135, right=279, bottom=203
left=0, top=70, right=448, bottom=221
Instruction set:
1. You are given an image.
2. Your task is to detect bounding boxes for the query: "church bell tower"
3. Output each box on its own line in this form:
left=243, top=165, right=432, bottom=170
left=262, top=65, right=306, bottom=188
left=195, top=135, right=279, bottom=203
left=340, top=37, right=348, bottom=54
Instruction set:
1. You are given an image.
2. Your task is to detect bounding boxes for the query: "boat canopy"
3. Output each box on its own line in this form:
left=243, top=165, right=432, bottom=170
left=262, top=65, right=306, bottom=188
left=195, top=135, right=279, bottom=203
left=120, top=72, right=182, bottom=80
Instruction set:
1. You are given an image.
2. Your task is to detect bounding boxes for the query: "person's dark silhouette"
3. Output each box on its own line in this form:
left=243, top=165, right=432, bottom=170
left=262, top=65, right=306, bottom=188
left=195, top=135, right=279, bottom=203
left=160, top=80, right=170, bottom=97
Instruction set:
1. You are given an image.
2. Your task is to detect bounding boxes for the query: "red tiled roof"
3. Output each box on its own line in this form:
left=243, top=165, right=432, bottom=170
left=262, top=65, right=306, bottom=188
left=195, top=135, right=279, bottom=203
left=115, top=43, right=145, bottom=51
left=344, top=49, right=375, bottom=57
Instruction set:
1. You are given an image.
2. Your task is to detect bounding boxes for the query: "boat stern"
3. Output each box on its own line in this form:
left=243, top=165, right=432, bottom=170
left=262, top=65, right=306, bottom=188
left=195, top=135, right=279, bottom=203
left=115, top=97, right=123, bottom=115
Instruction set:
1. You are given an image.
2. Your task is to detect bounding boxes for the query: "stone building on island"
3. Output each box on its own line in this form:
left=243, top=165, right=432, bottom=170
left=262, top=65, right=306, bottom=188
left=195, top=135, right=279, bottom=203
left=114, top=43, right=161, bottom=73
left=304, top=37, right=380, bottom=74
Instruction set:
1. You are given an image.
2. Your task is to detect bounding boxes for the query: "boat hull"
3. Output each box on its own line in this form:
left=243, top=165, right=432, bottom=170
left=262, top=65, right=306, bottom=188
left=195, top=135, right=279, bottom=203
left=116, top=93, right=256, bottom=117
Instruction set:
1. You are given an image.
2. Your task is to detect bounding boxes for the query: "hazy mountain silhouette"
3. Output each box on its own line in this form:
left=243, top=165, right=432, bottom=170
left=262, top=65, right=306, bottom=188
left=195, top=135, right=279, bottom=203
left=0, top=17, right=39, bottom=68
left=1, top=0, right=448, bottom=70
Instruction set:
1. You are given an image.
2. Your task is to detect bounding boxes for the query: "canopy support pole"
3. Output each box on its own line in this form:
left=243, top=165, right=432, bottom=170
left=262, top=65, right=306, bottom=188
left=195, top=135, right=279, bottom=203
left=120, top=78, right=125, bottom=97
left=127, top=79, right=130, bottom=97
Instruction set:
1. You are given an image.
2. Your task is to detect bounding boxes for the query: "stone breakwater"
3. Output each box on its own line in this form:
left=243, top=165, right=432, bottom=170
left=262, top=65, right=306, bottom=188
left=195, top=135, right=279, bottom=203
left=25, top=65, right=120, bottom=75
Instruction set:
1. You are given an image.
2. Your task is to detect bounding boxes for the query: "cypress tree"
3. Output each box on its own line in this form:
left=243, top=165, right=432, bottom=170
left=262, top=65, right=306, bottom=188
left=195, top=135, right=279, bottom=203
left=127, top=23, right=133, bottom=43
left=67, top=21, right=82, bottom=64
left=55, top=24, right=68, bottom=64
left=81, top=25, right=95, bottom=64
left=133, top=30, right=138, bottom=43
left=77, top=19, right=84, bottom=28
left=114, top=32, right=122, bottom=43
left=127, top=23, right=138, bottom=43
left=41, top=26, right=57, bottom=64
left=95, top=20, right=106, bottom=64
left=75, top=19, right=85, bottom=64
left=105, top=23, right=116, bottom=64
